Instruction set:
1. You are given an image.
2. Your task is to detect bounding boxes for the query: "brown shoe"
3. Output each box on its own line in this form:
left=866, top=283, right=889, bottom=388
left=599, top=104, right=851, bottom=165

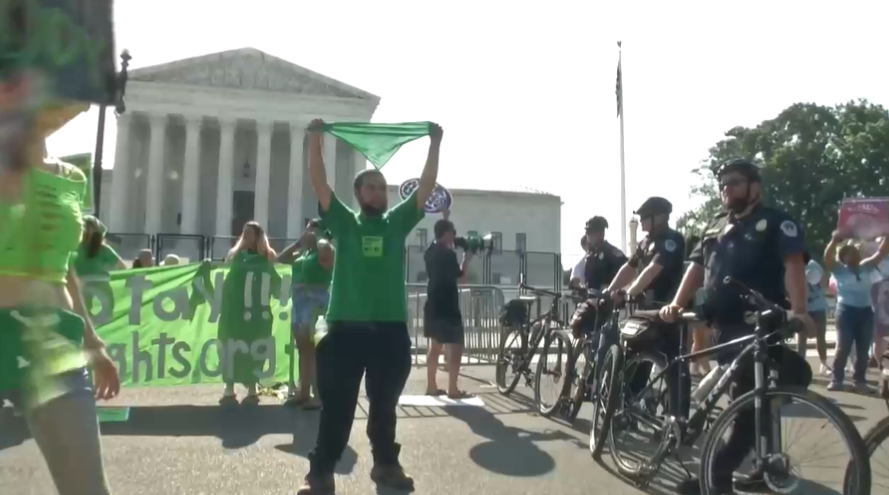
left=370, top=463, right=415, bottom=491
left=295, top=473, right=335, bottom=495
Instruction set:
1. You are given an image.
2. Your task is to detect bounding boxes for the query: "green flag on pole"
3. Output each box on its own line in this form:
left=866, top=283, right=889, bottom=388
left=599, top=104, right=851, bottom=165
left=320, top=122, right=431, bottom=170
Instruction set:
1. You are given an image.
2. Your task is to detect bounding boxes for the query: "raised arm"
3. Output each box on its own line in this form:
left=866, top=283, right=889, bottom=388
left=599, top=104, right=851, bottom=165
left=862, top=236, right=889, bottom=269
left=415, top=123, right=443, bottom=210
left=823, top=230, right=842, bottom=273
left=308, top=119, right=333, bottom=212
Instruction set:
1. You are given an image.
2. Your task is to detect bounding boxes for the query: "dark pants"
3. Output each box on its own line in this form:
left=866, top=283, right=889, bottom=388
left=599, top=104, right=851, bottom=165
left=832, top=304, right=874, bottom=384
left=627, top=322, right=691, bottom=419
left=710, top=330, right=812, bottom=485
left=308, top=322, right=412, bottom=476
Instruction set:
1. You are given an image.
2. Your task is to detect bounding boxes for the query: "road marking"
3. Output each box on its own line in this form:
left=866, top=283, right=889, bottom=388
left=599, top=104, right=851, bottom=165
left=398, top=395, right=485, bottom=407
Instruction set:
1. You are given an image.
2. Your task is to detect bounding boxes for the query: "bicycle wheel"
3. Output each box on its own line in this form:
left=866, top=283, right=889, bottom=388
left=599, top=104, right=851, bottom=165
left=534, top=330, right=571, bottom=416
left=845, top=415, right=889, bottom=494
left=589, top=343, right=621, bottom=459
left=607, top=352, right=670, bottom=477
left=567, top=341, right=591, bottom=423
left=495, top=325, right=528, bottom=395
left=699, top=387, right=871, bottom=495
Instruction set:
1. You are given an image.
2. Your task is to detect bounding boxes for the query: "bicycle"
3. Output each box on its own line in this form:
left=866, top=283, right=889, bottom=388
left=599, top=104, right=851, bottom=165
left=578, top=291, right=647, bottom=458
left=494, top=279, right=568, bottom=417
left=600, top=277, right=871, bottom=494
left=845, top=349, right=889, bottom=493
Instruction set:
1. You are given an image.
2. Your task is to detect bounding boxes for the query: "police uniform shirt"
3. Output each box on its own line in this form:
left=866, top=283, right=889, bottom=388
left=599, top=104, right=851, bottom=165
left=584, top=240, right=628, bottom=290
left=627, top=228, right=686, bottom=304
left=689, top=204, right=806, bottom=327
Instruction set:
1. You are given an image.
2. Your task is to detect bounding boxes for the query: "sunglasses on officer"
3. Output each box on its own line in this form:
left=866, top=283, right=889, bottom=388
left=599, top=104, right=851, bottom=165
left=719, top=177, right=748, bottom=190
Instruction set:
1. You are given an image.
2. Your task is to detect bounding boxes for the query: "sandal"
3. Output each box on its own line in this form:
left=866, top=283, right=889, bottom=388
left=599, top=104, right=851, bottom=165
left=447, top=390, right=475, bottom=400
left=242, top=394, right=260, bottom=406
left=426, top=389, right=446, bottom=396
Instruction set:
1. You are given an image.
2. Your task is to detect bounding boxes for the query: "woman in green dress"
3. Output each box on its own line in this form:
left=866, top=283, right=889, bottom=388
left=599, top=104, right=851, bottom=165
left=278, top=220, right=334, bottom=409
left=0, top=82, right=120, bottom=493
left=219, top=221, right=278, bottom=404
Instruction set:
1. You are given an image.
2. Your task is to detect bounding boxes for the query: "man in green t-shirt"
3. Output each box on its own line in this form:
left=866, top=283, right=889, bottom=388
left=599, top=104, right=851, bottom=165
left=297, top=119, right=442, bottom=495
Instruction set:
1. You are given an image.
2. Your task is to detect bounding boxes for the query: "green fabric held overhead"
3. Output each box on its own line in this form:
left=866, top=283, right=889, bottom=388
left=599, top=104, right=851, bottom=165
left=321, top=122, right=432, bottom=169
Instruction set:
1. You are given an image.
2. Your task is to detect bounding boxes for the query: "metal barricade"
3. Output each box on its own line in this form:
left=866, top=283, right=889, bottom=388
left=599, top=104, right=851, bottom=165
left=209, top=236, right=238, bottom=260
left=156, top=234, right=205, bottom=265
left=406, top=283, right=506, bottom=365
left=105, top=233, right=152, bottom=265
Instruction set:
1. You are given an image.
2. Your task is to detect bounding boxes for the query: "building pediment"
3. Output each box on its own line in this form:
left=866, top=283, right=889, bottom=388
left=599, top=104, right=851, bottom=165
left=129, top=48, right=379, bottom=101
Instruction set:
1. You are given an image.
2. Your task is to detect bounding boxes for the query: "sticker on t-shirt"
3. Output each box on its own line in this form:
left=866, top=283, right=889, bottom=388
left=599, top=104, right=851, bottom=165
left=362, top=236, right=384, bottom=257
left=664, top=239, right=677, bottom=252
left=780, top=220, right=798, bottom=238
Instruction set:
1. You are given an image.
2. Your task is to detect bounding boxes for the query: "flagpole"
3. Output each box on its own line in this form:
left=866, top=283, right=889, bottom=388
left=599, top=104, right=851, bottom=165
left=618, top=42, right=627, bottom=253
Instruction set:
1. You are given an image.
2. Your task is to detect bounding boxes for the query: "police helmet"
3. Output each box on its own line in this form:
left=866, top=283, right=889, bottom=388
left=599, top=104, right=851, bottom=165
left=585, top=216, right=609, bottom=232
left=634, top=197, right=673, bottom=217
left=711, top=158, right=762, bottom=182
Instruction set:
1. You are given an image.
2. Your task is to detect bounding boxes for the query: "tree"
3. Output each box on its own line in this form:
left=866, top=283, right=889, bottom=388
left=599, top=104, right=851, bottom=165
left=680, top=100, right=889, bottom=260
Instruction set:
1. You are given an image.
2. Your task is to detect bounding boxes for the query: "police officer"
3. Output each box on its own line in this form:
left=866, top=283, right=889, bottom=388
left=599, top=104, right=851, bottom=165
left=583, top=216, right=627, bottom=291
left=659, top=159, right=814, bottom=495
left=605, top=196, right=689, bottom=418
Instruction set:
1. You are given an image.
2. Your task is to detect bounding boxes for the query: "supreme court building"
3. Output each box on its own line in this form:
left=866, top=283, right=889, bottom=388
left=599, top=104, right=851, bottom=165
left=104, top=48, right=378, bottom=240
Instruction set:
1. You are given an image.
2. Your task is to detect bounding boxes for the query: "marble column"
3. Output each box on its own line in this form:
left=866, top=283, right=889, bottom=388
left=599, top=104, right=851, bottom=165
left=144, top=114, right=167, bottom=234
left=108, top=112, right=133, bottom=232
left=287, top=123, right=305, bottom=238
left=323, top=134, right=337, bottom=198
left=180, top=115, right=203, bottom=234
left=215, top=120, right=237, bottom=236
left=253, top=120, right=274, bottom=228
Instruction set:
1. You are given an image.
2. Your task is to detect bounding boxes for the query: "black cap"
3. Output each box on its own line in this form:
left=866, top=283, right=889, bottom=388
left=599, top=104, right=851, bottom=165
left=585, top=216, right=608, bottom=232
left=711, top=158, right=762, bottom=182
left=634, top=197, right=673, bottom=217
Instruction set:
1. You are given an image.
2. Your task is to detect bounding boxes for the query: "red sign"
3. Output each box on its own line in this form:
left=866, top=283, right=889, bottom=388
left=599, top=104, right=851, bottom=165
left=838, top=198, right=889, bottom=239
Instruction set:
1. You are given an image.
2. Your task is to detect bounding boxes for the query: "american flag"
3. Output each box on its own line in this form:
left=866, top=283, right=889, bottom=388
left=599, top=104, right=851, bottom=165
left=616, top=59, right=623, bottom=117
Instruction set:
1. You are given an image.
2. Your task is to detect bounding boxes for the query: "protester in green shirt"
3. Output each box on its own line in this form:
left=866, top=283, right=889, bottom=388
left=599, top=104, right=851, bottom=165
left=296, top=119, right=442, bottom=495
left=278, top=219, right=334, bottom=410
left=73, top=216, right=126, bottom=276
left=0, top=98, right=119, bottom=495
left=72, top=216, right=126, bottom=313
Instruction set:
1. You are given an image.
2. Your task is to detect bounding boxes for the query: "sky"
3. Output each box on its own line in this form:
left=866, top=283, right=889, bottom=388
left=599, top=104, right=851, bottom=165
left=46, top=1, right=889, bottom=264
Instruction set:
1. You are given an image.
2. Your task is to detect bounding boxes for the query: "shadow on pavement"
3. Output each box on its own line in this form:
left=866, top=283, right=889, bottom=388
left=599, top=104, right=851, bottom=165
left=273, top=412, right=358, bottom=475
left=0, top=403, right=326, bottom=452
left=444, top=405, right=570, bottom=477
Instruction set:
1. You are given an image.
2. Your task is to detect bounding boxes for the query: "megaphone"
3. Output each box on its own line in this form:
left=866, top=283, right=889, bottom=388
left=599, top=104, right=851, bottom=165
left=454, top=233, right=497, bottom=255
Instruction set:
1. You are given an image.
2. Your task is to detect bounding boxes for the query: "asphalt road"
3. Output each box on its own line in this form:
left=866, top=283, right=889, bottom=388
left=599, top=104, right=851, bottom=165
left=1, top=362, right=887, bottom=495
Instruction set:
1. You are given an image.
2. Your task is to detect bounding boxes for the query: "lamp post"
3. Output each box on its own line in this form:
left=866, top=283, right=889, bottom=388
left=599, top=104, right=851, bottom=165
left=628, top=216, right=639, bottom=254
left=92, top=49, right=131, bottom=218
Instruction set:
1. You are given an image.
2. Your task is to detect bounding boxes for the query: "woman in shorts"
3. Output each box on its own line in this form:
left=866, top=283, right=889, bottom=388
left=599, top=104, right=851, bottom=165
left=0, top=79, right=120, bottom=494
left=278, top=220, right=334, bottom=409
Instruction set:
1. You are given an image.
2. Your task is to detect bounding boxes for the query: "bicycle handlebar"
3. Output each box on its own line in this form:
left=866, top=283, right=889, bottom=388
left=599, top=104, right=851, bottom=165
left=721, top=277, right=806, bottom=335
left=519, top=283, right=563, bottom=299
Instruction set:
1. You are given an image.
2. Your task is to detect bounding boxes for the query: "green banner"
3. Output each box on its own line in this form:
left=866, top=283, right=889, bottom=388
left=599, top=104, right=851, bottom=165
left=79, top=256, right=298, bottom=387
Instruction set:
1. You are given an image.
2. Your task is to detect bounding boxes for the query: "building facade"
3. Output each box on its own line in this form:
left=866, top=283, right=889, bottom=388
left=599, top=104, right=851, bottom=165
left=390, top=186, right=563, bottom=287
left=99, top=48, right=564, bottom=284
left=104, top=47, right=377, bottom=240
